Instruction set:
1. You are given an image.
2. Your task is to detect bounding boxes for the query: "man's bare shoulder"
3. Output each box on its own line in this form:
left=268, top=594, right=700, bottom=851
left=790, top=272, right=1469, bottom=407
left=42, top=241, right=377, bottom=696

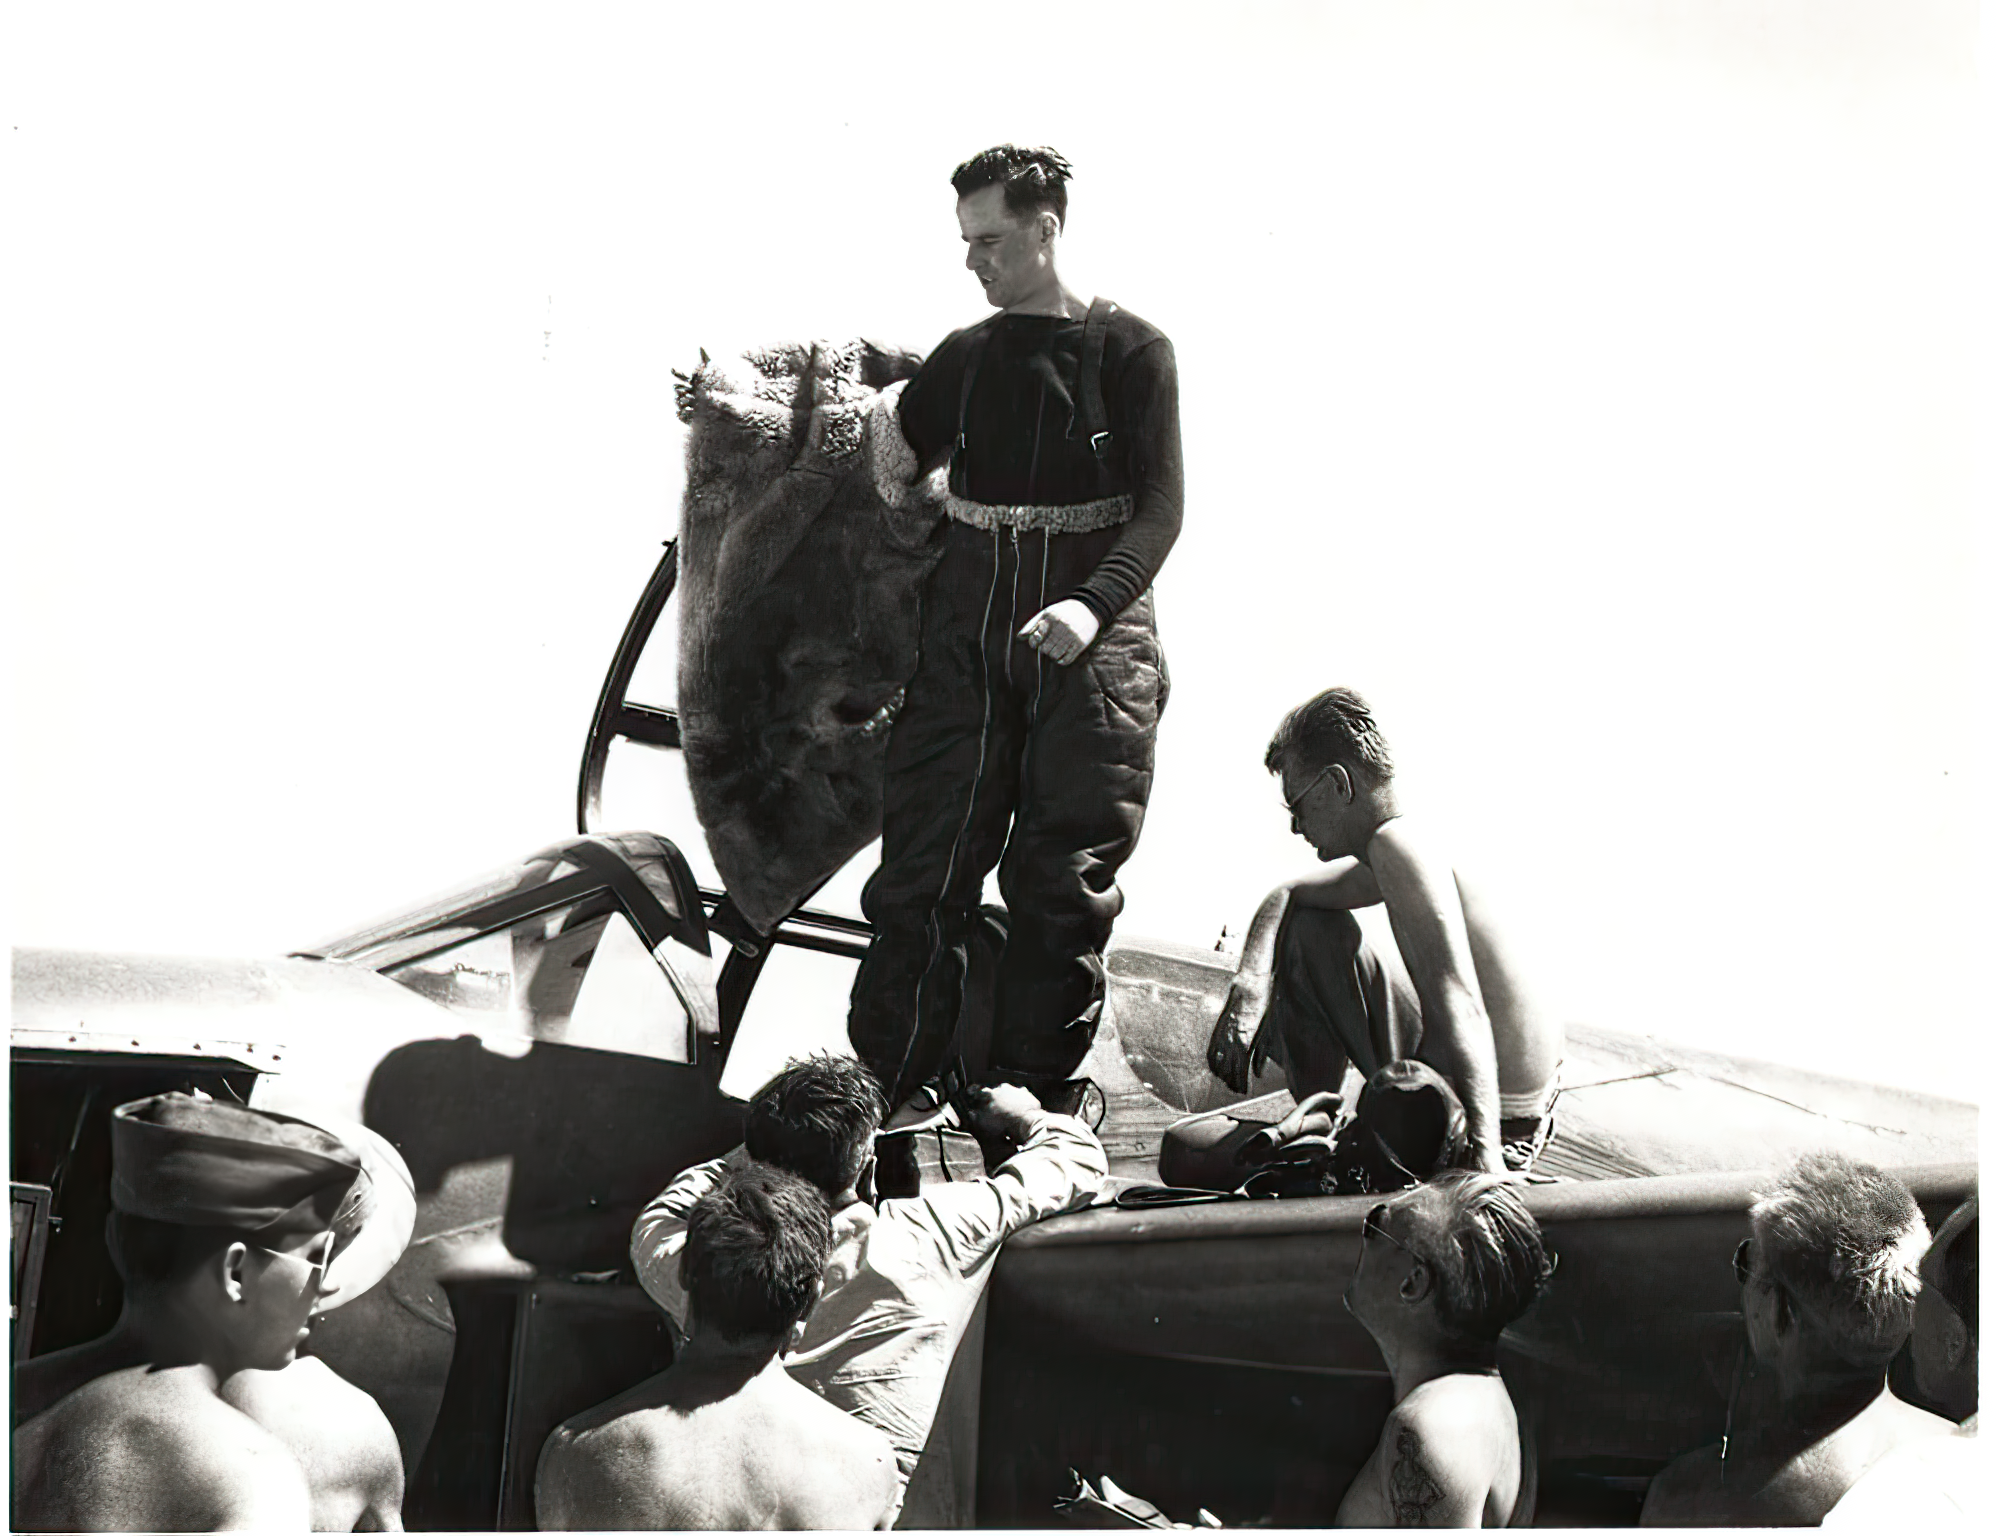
left=538, top=1376, right=898, bottom=1531
left=16, top=1365, right=310, bottom=1530
left=1365, top=815, right=1463, bottom=889
left=1391, top=1376, right=1520, bottom=1519
left=1397, top=1371, right=1517, bottom=1432
left=536, top=1412, right=661, bottom=1531
left=1874, top=1390, right=1957, bottom=1442
left=222, top=1356, right=404, bottom=1523
left=222, top=1354, right=396, bottom=1442
left=11, top=1329, right=147, bottom=1427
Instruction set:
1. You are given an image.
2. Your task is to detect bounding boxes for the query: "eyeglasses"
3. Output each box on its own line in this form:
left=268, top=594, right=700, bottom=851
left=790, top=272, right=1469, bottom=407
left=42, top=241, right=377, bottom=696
left=1363, top=1203, right=1422, bottom=1263
left=1283, top=764, right=1337, bottom=813
left=254, top=1232, right=335, bottom=1288
left=1733, top=1237, right=1780, bottom=1295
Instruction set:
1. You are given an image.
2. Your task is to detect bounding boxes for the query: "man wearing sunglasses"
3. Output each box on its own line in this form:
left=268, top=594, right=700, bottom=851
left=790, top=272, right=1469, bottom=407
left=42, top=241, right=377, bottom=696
left=1336, top=1173, right=1554, bottom=1527
left=12, top=1094, right=361, bottom=1532
left=1207, top=687, right=1564, bottom=1175
left=1639, top=1154, right=1955, bottom=1526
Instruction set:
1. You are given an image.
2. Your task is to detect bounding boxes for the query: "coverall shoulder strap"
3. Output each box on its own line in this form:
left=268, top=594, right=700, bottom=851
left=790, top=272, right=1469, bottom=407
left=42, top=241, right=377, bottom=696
left=954, top=319, right=995, bottom=452
left=1073, top=296, right=1118, bottom=452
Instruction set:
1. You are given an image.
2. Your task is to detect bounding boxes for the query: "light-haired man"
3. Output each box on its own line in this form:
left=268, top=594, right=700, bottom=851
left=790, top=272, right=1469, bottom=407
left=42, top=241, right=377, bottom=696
left=1336, top=1172, right=1555, bottom=1527
left=850, top=143, right=1183, bottom=1120
left=1823, top=1194, right=1978, bottom=1526
left=12, top=1094, right=359, bottom=1532
left=1640, top=1154, right=1957, bottom=1526
left=632, top=1054, right=1107, bottom=1528
left=1208, top=688, right=1565, bottom=1174
left=538, top=1163, right=899, bottom=1531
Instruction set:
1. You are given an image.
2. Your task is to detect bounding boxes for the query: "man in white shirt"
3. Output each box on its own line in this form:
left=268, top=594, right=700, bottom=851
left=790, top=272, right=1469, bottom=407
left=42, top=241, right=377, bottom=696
left=632, top=1054, right=1106, bottom=1529
left=540, top=1164, right=899, bottom=1530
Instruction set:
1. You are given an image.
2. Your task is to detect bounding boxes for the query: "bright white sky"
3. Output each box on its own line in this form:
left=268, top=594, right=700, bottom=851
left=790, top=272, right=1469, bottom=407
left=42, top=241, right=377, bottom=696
left=6, top=2, right=1988, bottom=1103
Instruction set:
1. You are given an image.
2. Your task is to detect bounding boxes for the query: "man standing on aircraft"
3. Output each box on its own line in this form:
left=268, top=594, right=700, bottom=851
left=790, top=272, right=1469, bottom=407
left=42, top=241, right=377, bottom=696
left=850, top=143, right=1183, bottom=1117
left=11, top=1094, right=360, bottom=1532
left=1207, top=688, right=1565, bottom=1175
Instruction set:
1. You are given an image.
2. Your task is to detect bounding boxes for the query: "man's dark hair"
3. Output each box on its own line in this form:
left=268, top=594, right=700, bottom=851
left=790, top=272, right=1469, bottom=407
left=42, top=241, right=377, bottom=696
left=105, top=1211, right=252, bottom=1297
left=1929, top=1196, right=1977, bottom=1341
left=1266, top=687, right=1395, bottom=788
left=951, top=144, right=1073, bottom=228
left=680, top=1163, right=831, bottom=1344
left=1414, top=1172, right=1555, bottom=1345
left=1751, top=1153, right=1927, bottom=1366
left=744, top=1053, right=887, bottom=1197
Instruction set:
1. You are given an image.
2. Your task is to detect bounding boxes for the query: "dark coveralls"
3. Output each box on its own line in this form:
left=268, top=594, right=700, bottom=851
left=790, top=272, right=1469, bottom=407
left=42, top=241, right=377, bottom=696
left=849, top=303, right=1184, bottom=1108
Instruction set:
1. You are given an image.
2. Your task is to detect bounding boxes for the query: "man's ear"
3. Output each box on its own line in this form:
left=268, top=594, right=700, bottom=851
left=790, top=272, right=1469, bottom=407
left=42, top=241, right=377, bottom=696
left=1330, top=763, right=1355, bottom=803
left=221, top=1242, right=252, bottom=1305
left=789, top=1277, right=826, bottom=1353
left=1400, top=1262, right=1434, bottom=1306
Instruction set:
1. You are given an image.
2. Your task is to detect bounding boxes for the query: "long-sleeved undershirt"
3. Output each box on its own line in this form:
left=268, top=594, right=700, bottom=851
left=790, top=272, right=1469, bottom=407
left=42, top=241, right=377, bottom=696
left=897, top=307, right=1183, bottom=624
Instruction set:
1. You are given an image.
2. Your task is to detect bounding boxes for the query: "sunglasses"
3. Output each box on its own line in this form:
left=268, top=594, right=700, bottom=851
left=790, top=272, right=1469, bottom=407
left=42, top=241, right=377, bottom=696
left=1283, top=764, right=1337, bottom=813
left=1733, top=1237, right=1781, bottom=1294
left=1363, top=1203, right=1421, bottom=1262
left=254, top=1231, right=336, bottom=1287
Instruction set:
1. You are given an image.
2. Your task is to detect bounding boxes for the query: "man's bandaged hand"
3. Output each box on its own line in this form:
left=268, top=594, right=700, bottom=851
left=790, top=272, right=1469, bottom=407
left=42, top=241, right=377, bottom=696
left=1018, top=599, right=1100, bottom=665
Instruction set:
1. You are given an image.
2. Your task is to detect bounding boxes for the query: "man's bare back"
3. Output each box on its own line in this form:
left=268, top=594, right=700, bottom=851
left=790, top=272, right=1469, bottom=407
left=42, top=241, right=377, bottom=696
left=1639, top=1387, right=1954, bottom=1527
left=221, top=1355, right=404, bottom=1531
left=537, top=1355, right=898, bottom=1531
left=12, top=1327, right=150, bottom=1428
left=12, top=1364, right=311, bottom=1532
left=1336, top=1372, right=1523, bottom=1528
left=1369, top=817, right=1563, bottom=1108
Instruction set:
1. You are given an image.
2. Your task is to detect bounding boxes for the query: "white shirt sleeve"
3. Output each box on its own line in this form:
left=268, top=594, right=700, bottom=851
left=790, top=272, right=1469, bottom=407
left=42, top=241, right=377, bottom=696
left=629, top=1150, right=743, bottom=1326
left=898, top=1112, right=1108, bottom=1279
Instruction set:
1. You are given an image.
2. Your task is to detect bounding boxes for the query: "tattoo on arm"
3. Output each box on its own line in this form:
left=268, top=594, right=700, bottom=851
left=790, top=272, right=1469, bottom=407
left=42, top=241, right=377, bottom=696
left=1389, top=1427, right=1446, bottom=1528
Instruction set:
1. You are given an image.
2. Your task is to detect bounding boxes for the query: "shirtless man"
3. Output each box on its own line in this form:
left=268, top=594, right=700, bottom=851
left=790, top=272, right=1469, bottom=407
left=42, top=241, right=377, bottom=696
left=15, top=1112, right=411, bottom=1531
left=538, top=1162, right=899, bottom=1531
left=631, top=1058, right=1108, bottom=1527
left=219, top=1356, right=404, bottom=1531
left=1337, top=1172, right=1554, bottom=1526
left=1207, top=687, right=1564, bottom=1174
left=1640, top=1154, right=1956, bottom=1526
left=12, top=1093, right=361, bottom=1532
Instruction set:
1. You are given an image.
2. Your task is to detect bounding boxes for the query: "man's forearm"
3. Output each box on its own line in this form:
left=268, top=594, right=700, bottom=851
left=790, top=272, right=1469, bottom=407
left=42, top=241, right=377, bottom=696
left=1235, top=887, right=1292, bottom=982
left=630, top=1152, right=736, bottom=1323
left=1424, top=987, right=1505, bottom=1171
left=975, top=1112, right=1109, bottom=1234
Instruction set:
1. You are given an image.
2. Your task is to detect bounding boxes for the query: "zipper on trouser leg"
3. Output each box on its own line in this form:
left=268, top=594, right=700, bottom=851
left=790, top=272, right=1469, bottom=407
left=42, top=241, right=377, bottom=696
left=895, top=528, right=1006, bottom=1102
left=1005, top=525, right=1021, bottom=690
left=993, top=531, right=1056, bottom=1080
